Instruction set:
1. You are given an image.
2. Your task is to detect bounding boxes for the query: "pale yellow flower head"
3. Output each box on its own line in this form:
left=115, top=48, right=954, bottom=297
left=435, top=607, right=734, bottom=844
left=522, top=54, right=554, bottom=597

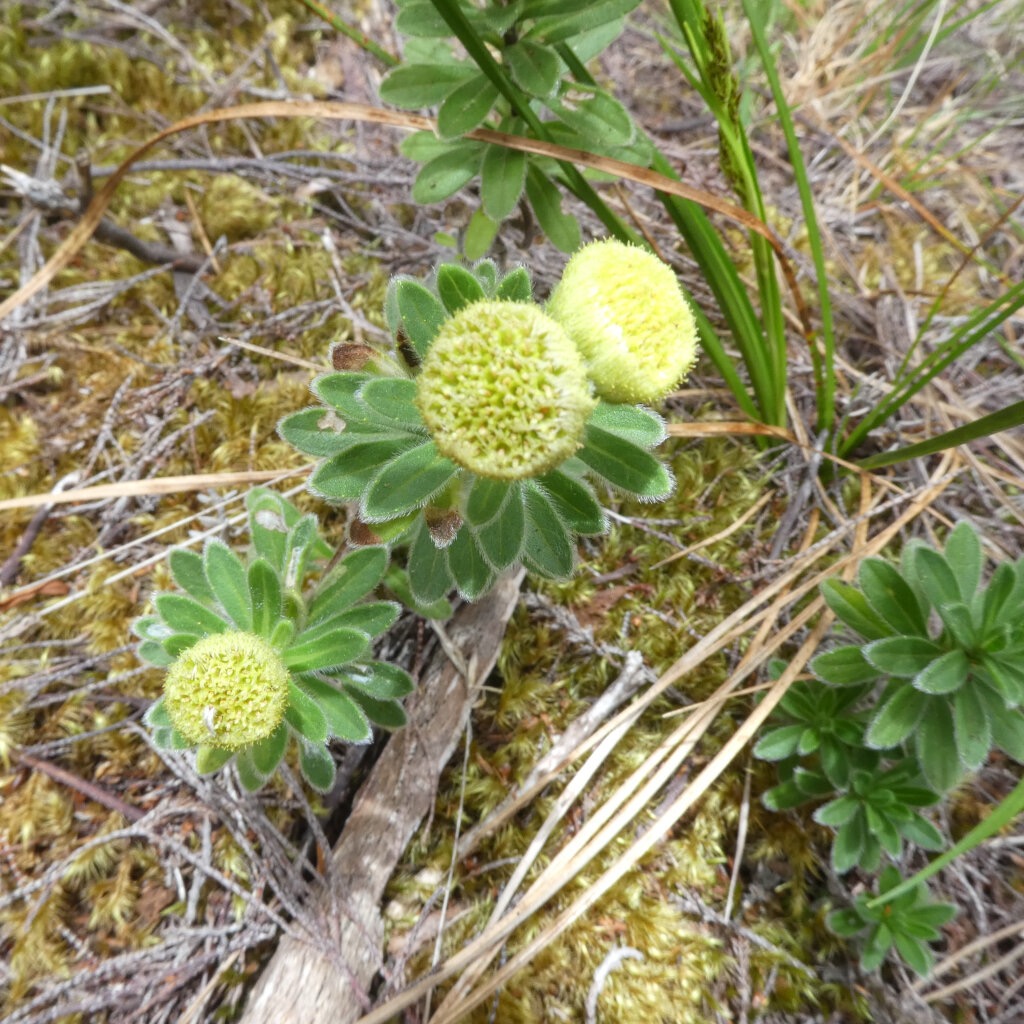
left=547, top=239, right=698, bottom=403
left=415, top=300, right=595, bottom=480
left=164, top=632, right=289, bottom=750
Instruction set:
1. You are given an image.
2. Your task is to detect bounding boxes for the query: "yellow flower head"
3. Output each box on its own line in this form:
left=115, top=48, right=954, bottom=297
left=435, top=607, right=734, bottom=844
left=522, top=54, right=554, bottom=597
left=163, top=632, right=289, bottom=750
left=415, top=300, right=595, bottom=480
left=547, top=240, right=699, bottom=403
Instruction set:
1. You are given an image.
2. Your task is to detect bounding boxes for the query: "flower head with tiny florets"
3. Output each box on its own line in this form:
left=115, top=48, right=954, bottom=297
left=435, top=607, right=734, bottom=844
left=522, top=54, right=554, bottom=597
left=415, top=300, right=595, bottom=480
left=547, top=239, right=698, bottom=404
left=163, top=632, right=288, bottom=750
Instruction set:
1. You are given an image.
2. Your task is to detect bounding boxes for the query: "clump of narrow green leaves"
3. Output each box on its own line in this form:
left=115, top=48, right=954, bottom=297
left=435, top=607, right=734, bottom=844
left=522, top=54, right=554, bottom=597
left=136, top=487, right=414, bottom=792
left=279, top=258, right=677, bottom=606
left=828, top=866, right=957, bottom=977
left=380, top=0, right=649, bottom=253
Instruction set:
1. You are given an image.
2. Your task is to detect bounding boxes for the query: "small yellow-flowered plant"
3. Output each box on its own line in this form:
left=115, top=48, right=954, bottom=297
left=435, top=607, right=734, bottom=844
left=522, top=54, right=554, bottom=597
left=280, top=255, right=682, bottom=606
left=416, top=301, right=595, bottom=480
left=547, top=239, right=699, bottom=404
left=137, top=488, right=414, bottom=791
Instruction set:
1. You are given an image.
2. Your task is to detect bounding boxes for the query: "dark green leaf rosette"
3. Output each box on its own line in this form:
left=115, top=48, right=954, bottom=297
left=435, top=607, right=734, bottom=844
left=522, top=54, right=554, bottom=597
left=280, top=259, right=684, bottom=606
left=135, top=488, right=414, bottom=792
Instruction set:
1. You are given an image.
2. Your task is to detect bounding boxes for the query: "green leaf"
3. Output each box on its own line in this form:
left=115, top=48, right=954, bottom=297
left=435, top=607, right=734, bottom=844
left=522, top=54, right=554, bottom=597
left=144, top=698, right=172, bottom=730
left=478, top=486, right=526, bottom=571
left=358, top=378, right=424, bottom=433
left=154, top=594, right=228, bottom=637
left=896, top=813, right=945, bottom=850
left=981, top=562, right=1016, bottom=631
left=278, top=407, right=353, bottom=457
left=908, top=547, right=961, bottom=610
left=811, top=645, right=880, bottom=686
left=310, top=438, right=414, bottom=502
left=827, top=907, right=867, bottom=937
left=752, top=724, right=804, bottom=761
left=312, top=372, right=377, bottom=428
left=867, top=686, right=929, bottom=748
left=496, top=266, right=532, bottom=302
left=916, top=704, right=960, bottom=792
left=504, top=38, right=562, bottom=97
left=234, top=748, right=269, bottom=791
left=346, top=660, right=415, bottom=700
left=943, top=522, right=983, bottom=600
left=864, top=636, right=944, bottom=677
left=981, top=653, right=1024, bottom=705
left=524, top=166, right=580, bottom=252
left=814, top=795, right=859, bottom=828
left=894, top=932, right=934, bottom=977
left=480, top=141, right=528, bottom=222
left=437, top=73, right=499, bottom=138
left=284, top=679, right=328, bottom=743
left=203, top=540, right=252, bottom=630
left=934, top=601, right=977, bottom=650
left=309, top=547, right=388, bottom=622
left=537, top=470, right=605, bottom=535
left=137, top=640, right=175, bottom=667
left=346, top=691, right=408, bottom=730
left=195, top=746, right=233, bottom=774
left=409, top=521, right=455, bottom=605
left=299, top=741, right=337, bottom=792
left=248, top=559, right=282, bottom=637
left=549, top=90, right=634, bottom=148
left=363, top=442, right=459, bottom=522
left=912, top=649, right=969, bottom=695
left=466, top=477, right=511, bottom=527
left=953, top=685, right=991, bottom=770
left=447, top=526, right=495, bottom=600
left=329, top=601, right=399, bottom=637
left=379, top=61, right=478, bottom=108
left=820, top=579, right=894, bottom=641
left=436, top=263, right=486, bottom=314
left=991, top=707, right=1024, bottom=760
left=588, top=402, right=666, bottom=449
left=300, top=676, right=372, bottom=743
left=250, top=723, right=288, bottom=776
left=527, top=0, right=642, bottom=42
left=169, top=548, right=215, bottom=604
left=284, top=627, right=370, bottom=672
left=463, top=208, right=499, bottom=260
left=393, top=278, right=449, bottom=360
left=832, top=814, right=866, bottom=873
left=858, top=559, right=928, bottom=636
left=395, top=0, right=452, bottom=36
left=412, top=143, right=485, bottom=206
left=577, top=424, right=673, bottom=498
left=522, top=484, right=574, bottom=578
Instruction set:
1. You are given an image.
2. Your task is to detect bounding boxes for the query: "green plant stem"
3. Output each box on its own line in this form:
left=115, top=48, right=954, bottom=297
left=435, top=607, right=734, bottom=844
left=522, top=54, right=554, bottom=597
left=427, top=0, right=642, bottom=247
left=741, top=0, right=836, bottom=435
left=866, top=772, right=1024, bottom=909
left=295, top=0, right=399, bottom=68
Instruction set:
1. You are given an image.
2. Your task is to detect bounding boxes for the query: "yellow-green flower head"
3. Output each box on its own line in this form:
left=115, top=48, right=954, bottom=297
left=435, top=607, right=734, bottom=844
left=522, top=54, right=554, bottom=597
left=415, top=300, right=595, bottom=480
left=163, top=632, right=289, bottom=751
left=547, top=239, right=699, bottom=404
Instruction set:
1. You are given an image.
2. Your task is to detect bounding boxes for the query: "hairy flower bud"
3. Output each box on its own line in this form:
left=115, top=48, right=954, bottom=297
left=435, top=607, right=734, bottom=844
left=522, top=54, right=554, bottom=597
left=415, top=300, right=595, bottom=480
left=163, top=632, right=289, bottom=750
left=547, top=240, right=698, bottom=403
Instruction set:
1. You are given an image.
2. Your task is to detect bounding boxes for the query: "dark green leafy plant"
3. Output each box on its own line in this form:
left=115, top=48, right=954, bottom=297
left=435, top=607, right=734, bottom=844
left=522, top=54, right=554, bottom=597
left=380, top=0, right=649, bottom=254
left=280, top=248, right=696, bottom=605
left=828, top=866, right=957, bottom=976
left=818, top=521, right=1024, bottom=792
left=136, top=487, right=414, bottom=792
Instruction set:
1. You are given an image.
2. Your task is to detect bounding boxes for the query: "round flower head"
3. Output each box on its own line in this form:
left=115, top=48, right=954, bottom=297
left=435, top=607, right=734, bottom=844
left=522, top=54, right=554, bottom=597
left=415, top=300, right=595, bottom=480
left=163, top=631, right=289, bottom=750
left=547, top=239, right=699, bottom=404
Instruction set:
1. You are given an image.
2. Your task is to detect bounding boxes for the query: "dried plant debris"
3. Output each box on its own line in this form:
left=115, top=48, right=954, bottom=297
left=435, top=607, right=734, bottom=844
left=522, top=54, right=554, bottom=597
left=1, top=0, right=1023, bottom=1022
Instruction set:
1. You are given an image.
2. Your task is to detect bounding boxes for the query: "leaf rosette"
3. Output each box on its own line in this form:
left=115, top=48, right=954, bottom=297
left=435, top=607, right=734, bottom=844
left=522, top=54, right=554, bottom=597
left=280, top=260, right=677, bottom=605
left=135, top=488, right=414, bottom=792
